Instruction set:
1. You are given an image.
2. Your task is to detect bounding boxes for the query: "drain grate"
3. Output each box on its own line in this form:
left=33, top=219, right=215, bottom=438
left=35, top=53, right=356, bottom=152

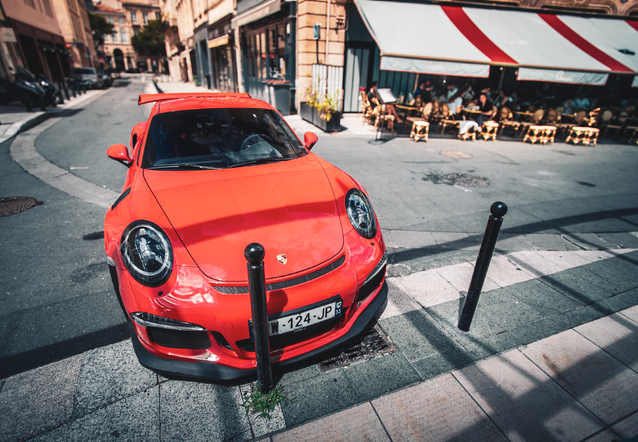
left=0, top=197, right=43, bottom=217
left=317, top=325, right=396, bottom=372
left=445, top=173, right=490, bottom=188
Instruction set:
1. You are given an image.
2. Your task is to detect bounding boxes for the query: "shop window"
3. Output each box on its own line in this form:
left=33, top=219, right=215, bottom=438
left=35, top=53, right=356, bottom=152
left=260, top=32, right=266, bottom=78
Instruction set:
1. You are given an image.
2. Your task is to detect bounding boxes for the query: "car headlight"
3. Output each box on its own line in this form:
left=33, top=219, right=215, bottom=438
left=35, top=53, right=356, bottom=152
left=345, top=189, right=377, bottom=239
left=120, top=221, right=173, bottom=286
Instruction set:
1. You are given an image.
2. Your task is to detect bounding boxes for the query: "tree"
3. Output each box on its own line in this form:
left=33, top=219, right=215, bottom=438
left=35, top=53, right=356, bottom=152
left=88, top=12, right=114, bottom=55
left=131, top=19, right=166, bottom=57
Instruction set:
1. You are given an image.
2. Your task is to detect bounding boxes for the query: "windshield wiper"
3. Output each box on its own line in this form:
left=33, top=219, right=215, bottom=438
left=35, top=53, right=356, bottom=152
left=149, top=163, right=221, bottom=170
left=225, top=157, right=293, bottom=168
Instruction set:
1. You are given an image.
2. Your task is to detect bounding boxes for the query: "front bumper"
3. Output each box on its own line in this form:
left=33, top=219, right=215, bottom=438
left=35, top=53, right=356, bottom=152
left=128, top=281, right=388, bottom=382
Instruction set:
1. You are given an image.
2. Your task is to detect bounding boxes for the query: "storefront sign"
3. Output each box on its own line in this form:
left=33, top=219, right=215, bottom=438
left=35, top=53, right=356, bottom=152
left=0, top=27, right=17, bottom=43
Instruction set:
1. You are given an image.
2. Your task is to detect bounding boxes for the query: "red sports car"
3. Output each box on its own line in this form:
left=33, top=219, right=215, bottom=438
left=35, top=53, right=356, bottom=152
left=104, top=93, right=387, bottom=381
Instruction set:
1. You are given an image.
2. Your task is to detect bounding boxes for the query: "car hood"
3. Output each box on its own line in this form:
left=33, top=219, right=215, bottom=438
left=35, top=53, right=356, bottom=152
left=143, top=155, right=344, bottom=282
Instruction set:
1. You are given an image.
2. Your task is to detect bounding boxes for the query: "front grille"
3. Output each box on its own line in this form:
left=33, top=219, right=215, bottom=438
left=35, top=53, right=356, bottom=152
left=213, top=255, right=346, bottom=294
left=147, top=327, right=211, bottom=349
left=236, top=308, right=348, bottom=352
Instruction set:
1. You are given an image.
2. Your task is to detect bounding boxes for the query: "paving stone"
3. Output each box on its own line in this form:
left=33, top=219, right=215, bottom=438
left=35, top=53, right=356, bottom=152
left=453, top=350, right=605, bottom=442
left=0, top=354, right=82, bottom=442
left=580, top=257, right=638, bottom=293
left=521, top=330, right=638, bottom=425
left=280, top=368, right=363, bottom=427
left=33, top=388, right=159, bottom=442
left=537, top=250, right=604, bottom=269
left=411, top=345, right=476, bottom=380
left=560, top=305, right=609, bottom=330
left=517, top=235, right=580, bottom=252
left=384, top=229, right=437, bottom=249
left=538, top=267, right=615, bottom=305
left=431, top=231, right=482, bottom=250
left=482, top=287, right=557, bottom=332
left=597, top=232, right=638, bottom=248
left=341, top=351, right=422, bottom=401
left=394, top=269, right=462, bottom=308
left=620, top=304, right=638, bottom=324
left=72, top=339, right=157, bottom=418
left=505, top=251, right=566, bottom=277
left=484, top=256, right=536, bottom=288
left=378, top=278, right=421, bottom=321
left=576, top=313, right=638, bottom=372
left=505, top=279, right=580, bottom=316
left=160, top=381, right=250, bottom=442
left=513, top=314, right=574, bottom=347
left=559, top=233, right=614, bottom=250
left=379, top=309, right=456, bottom=363
left=611, top=411, right=638, bottom=440
left=436, top=261, right=500, bottom=293
left=273, top=402, right=389, bottom=442
left=597, top=288, right=638, bottom=314
left=372, top=373, right=508, bottom=442
left=583, top=429, right=622, bottom=442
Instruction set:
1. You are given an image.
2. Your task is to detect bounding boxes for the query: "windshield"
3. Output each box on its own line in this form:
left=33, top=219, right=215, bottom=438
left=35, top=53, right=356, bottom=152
left=142, top=108, right=306, bottom=169
left=73, top=68, right=96, bottom=75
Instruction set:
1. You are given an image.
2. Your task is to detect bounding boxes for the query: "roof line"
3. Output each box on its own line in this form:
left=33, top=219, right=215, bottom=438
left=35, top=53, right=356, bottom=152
left=138, top=92, right=252, bottom=105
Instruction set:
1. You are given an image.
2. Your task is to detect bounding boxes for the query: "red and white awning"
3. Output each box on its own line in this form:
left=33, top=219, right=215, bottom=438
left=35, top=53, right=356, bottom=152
left=355, top=0, right=638, bottom=84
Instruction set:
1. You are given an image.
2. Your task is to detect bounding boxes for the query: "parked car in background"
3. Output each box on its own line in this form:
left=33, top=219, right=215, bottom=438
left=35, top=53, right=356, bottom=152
left=104, top=92, right=388, bottom=381
left=106, top=67, right=120, bottom=80
left=71, top=67, right=103, bottom=89
left=98, top=69, right=113, bottom=88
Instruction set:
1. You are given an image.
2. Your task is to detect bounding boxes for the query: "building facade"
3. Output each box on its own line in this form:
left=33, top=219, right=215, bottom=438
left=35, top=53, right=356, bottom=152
left=52, top=0, right=97, bottom=69
left=0, top=0, right=70, bottom=81
left=96, top=0, right=161, bottom=72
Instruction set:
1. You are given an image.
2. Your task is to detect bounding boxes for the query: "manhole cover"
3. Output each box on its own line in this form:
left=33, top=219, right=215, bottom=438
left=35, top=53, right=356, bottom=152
left=317, top=325, right=396, bottom=372
left=0, top=197, right=43, bottom=217
left=445, top=173, right=490, bottom=188
left=440, top=150, right=473, bottom=159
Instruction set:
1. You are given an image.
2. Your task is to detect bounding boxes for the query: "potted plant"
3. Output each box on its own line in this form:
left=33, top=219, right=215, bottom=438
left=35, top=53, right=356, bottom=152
left=300, top=89, right=341, bottom=133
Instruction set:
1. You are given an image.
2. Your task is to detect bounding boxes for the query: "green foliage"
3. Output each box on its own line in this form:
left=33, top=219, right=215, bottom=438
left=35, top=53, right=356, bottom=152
left=131, top=19, right=166, bottom=57
left=241, top=383, right=292, bottom=421
left=305, top=87, right=341, bottom=121
left=88, top=12, right=114, bottom=51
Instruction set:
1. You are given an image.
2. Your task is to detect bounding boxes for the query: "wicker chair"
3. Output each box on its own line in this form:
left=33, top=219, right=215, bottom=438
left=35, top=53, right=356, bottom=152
left=498, top=107, right=519, bottom=137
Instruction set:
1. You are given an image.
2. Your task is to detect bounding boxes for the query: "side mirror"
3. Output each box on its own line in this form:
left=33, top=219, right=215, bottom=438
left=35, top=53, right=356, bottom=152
left=304, top=132, right=318, bottom=150
left=107, top=143, right=132, bottom=167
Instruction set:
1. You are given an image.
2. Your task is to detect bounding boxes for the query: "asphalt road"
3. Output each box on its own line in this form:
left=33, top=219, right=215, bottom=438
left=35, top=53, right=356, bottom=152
left=0, top=77, right=147, bottom=378
left=1, top=77, right=638, bottom=378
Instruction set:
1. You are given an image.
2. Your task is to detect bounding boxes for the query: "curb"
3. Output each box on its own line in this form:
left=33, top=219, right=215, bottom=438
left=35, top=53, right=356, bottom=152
left=0, top=111, right=49, bottom=145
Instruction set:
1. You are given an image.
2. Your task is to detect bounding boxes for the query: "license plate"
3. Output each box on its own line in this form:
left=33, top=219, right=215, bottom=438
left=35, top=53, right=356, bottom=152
left=249, top=299, right=342, bottom=340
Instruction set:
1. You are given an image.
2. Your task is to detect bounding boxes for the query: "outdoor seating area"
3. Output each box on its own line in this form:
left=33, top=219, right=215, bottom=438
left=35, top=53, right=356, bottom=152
left=359, top=81, right=638, bottom=146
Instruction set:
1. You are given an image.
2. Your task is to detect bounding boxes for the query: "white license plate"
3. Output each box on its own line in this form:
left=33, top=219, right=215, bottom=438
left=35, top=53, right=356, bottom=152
left=268, top=301, right=342, bottom=336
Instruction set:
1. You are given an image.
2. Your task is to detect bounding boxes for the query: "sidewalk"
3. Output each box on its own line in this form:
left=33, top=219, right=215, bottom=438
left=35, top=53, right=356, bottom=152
left=1, top=235, right=637, bottom=441
left=0, top=89, right=108, bottom=144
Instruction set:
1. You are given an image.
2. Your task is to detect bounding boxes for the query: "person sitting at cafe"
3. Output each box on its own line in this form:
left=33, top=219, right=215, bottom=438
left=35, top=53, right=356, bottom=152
left=367, top=82, right=403, bottom=125
left=447, top=93, right=463, bottom=118
left=446, top=84, right=459, bottom=100
left=573, top=93, right=591, bottom=110
left=475, top=92, right=494, bottom=125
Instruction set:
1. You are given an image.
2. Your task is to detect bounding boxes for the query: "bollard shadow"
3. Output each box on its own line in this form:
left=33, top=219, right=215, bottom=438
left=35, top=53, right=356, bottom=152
left=389, top=206, right=638, bottom=266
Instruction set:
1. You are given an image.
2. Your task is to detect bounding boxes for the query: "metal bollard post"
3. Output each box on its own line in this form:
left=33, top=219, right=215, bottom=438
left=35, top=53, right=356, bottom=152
left=245, top=243, right=273, bottom=393
left=458, top=202, right=508, bottom=332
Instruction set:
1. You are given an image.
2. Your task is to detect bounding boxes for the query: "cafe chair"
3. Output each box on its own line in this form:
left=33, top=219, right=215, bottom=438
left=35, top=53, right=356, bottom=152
left=498, top=107, right=519, bottom=137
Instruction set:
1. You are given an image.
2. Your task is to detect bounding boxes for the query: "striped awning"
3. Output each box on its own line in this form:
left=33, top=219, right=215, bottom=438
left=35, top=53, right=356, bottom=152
left=355, top=0, right=638, bottom=84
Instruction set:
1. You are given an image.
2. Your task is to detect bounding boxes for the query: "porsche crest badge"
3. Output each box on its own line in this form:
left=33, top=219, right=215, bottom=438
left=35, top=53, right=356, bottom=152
left=277, top=254, right=287, bottom=265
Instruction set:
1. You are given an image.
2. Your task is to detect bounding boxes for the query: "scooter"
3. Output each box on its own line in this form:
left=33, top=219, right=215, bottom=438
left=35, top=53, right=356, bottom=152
left=0, top=67, right=47, bottom=112
left=37, top=74, right=60, bottom=107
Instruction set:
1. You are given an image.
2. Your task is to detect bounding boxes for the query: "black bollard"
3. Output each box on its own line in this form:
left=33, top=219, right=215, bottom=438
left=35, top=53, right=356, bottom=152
left=458, top=202, right=508, bottom=332
left=245, top=243, right=273, bottom=393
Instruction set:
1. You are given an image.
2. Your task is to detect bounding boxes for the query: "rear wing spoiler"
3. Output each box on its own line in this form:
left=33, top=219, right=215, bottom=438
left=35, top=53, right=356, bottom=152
left=138, top=92, right=252, bottom=106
